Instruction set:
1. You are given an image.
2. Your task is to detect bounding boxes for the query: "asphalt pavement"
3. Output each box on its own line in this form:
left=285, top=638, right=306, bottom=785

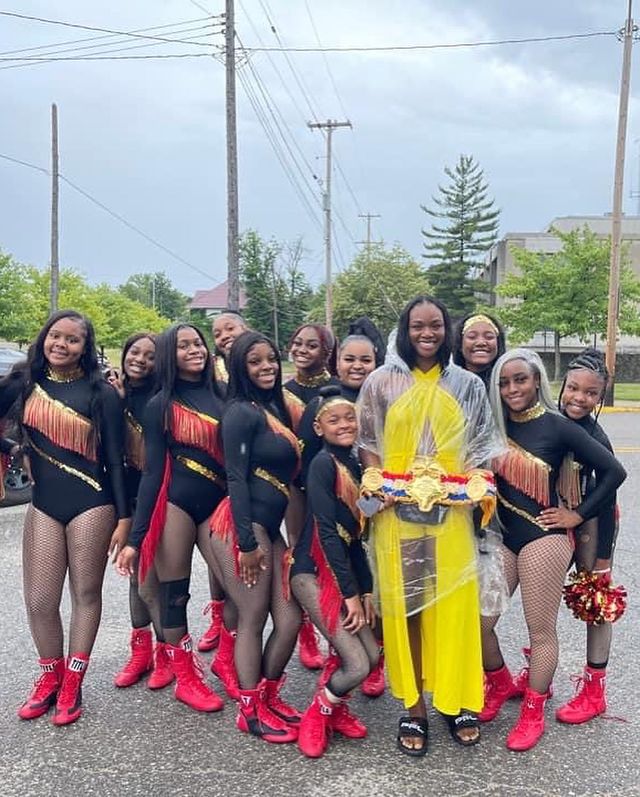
left=0, top=412, right=637, bottom=797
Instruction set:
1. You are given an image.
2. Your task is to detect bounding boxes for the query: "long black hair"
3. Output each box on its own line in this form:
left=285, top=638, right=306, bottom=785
left=395, top=295, right=452, bottom=371
left=154, top=323, right=220, bottom=430
left=452, top=311, right=506, bottom=388
left=558, top=347, right=609, bottom=429
left=227, top=330, right=292, bottom=428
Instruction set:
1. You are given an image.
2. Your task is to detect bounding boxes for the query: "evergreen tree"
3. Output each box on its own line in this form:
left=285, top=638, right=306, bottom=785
left=421, top=154, right=499, bottom=316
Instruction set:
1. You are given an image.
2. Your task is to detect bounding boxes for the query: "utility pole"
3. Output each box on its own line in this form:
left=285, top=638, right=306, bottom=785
left=50, top=102, right=59, bottom=315
left=605, top=0, right=635, bottom=405
left=358, top=212, right=381, bottom=262
left=225, top=0, right=240, bottom=310
left=307, top=119, right=352, bottom=329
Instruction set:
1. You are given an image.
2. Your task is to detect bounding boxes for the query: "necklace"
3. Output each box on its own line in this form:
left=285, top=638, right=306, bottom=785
left=294, top=368, right=331, bottom=388
left=46, top=365, right=85, bottom=383
left=510, top=402, right=546, bottom=423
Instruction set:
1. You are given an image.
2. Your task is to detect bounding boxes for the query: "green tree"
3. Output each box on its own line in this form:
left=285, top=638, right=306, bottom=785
left=120, top=271, right=188, bottom=321
left=422, top=154, right=499, bottom=316
left=496, top=226, right=640, bottom=380
left=277, top=238, right=313, bottom=346
left=0, top=252, right=39, bottom=345
left=93, top=284, right=168, bottom=347
left=307, top=244, right=431, bottom=339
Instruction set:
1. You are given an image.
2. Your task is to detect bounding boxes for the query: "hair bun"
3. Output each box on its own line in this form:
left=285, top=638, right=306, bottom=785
left=318, top=385, right=342, bottom=400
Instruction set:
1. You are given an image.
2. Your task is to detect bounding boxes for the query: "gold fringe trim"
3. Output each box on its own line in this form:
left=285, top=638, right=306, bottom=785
left=24, top=384, right=95, bottom=461
left=177, top=455, right=226, bottom=490
left=29, top=439, right=102, bottom=491
left=283, top=388, right=305, bottom=432
left=171, top=402, right=221, bottom=458
left=495, top=438, right=551, bottom=505
left=253, top=466, right=289, bottom=498
left=557, top=454, right=582, bottom=510
left=332, top=456, right=361, bottom=529
left=125, top=410, right=145, bottom=471
left=263, top=409, right=301, bottom=460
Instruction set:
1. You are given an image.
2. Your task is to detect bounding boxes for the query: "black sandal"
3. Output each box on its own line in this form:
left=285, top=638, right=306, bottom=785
left=442, top=711, right=480, bottom=747
left=396, top=715, right=429, bottom=757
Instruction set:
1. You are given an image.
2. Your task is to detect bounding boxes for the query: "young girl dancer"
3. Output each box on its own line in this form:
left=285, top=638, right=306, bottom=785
left=481, top=349, right=626, bottom=751
left=116, top=324, right=226, bottom=713
left=453, top=312, right=506, bottom=390
left=210, top=331, right=302, bottom=744
left=0, top=310, right=130, bottom=726
left=292, top=387, right=379, bottom=758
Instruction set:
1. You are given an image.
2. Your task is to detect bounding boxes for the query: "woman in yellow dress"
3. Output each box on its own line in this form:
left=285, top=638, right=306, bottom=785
left=357, top=296, right=504, bottom=755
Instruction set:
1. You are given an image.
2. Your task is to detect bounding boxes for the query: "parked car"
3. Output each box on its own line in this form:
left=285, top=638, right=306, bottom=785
left=0, top=348, right=32, bottom=507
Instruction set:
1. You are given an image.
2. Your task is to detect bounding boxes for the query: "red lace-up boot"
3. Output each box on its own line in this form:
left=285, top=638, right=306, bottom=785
left=147, top=641, right=175, bottom=690
left=478, top=665, right=521, bottom=722
left=262, top=674, right=302, bottom=725
left=506, top=687, right=547, bottom=751
left=317, top=647, right=341, bottom=689
left=165, top=635, right=224, bottom=712
left=18, top=657, right=65, bottom=720
left=114, top=628, right=153, bottom=688
left=298, top=614, right=324, bottom=670
left=555, top=667, right=607, bottom=724
left=197, top=600, right=224, bottom=652
left=512, top=647, right=530, bottom=696
left=52, top=654, right=89, bottom=727
left=236, top=681, right=298, bottom=743
left=298, top=690, right=334, bottom=758
left=210, top=625, right=240, bottom=700
left=361, top=645, right=385, bottom=698
left=331, top=696, right=367, bottom=738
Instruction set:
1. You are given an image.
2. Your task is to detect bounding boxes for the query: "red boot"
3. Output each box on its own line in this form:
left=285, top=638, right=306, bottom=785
left=236, top=682, right=298, bottom=743
left=147, top=641, right=175, bottom=690
left=211, top=625, right=240, bottom=701
left=298, top=614, right=324, bottom=670
left=361, top=647, right=385, bottom=698
left=52, top=654, right=89, bottom=727
left=555, top=667, right=606, bottom=724
left=506, top=687, right=547, bottom=751
left=317, top=648, right=341, bottom=689
left=298, top=690, right=334, bottom=758
left=114, top=628, right=153, bottom=688
left=263, top=674, right=302, bottom=725
left=165, top=635, right=224, bottom=712
left=197, top=600, right=224, bottom=652
left=478, top=665, right=520, bottom=722
left=18, top=657, right=65, bottom=720
left=512, top=647, right=530, bottom=696
left=331, top=697, right=367, bottom=738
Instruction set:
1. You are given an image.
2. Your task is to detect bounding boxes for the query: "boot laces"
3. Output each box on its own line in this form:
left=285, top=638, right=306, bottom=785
left=58, top=670, right=82, bottom=706
left=30, top=670, right=58, bottom=699
left=202, top=601, right=215, bottom=617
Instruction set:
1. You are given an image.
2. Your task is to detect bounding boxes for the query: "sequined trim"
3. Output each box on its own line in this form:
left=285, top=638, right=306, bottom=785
left=174, top=401, right=220, bottom=428
left=497, top=491, right=546, bottom=530
left=510, top=402, right=546, bottom=423
left=336, top=523, right=352, bottom=545
left=253, top=467, right=290, bottom=498
left=294, top=369, right=332, bottom=388
left=124, top=408, right=143, bottom=435
left=506, top=438, right=552, bottom=472
left=45, top=366, right=85, bottom=383
left=177, top=456, right=226, bottom=489
left=32, top=383, right=92, bottom=424
left=29, top=440, right=102, bottom=491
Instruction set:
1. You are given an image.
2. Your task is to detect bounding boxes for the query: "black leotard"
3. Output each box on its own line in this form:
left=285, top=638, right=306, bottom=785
left=283, top=373, right=339, bottom=408
left=123, top=381, right=155, bottom=509
left=496, top=408, right=626, bottom=555
left=291, top=443, right=372, bottom=598
left=222, top=400, right=300, bottom=553
left=129, top=379, right=226, bottom=548
left=0, top=372, right=128, bottom=525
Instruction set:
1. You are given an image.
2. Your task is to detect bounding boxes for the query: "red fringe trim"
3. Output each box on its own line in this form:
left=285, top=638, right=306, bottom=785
left=310, top=522, right=343, bottom=635
left=264, top=409, right=301, bottom=479
left=171, top=402, right=223, bottom=464
left=138, top=454, right=171, bottom=584
left=494, top=444, right=550, bottom=505
left=24, top=385, right=95, bottom=460
left=282, top=547, right=294, bottom=602
left=283, top=389, right=305, bottom=433
left=210, top=496, right=241, bottom=576
left=333, top=457, right=361, bottom=531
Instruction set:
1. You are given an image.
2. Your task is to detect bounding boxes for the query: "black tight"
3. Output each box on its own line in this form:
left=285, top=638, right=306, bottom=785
left=210, top=524, right=301, bottom=689
left=291, top=573, right=378, bottom=696
left=574, top=518, right=612, bottom=668
left=481, top=535, right=573, bottom=693
left=22, top=503, right=115, bottom=658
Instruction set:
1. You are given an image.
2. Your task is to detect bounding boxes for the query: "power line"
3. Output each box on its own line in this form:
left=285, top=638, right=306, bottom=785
left=303, top=0, right=349, bottom=120
left=0, top=152, right=217, bottom=281
left=0, top=52, right=217, bottom=64
left=242, top=30, right=617, bottom=53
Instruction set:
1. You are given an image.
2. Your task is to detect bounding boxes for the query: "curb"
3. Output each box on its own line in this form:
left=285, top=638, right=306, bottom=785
left=600, top=407, right=640, bottom=414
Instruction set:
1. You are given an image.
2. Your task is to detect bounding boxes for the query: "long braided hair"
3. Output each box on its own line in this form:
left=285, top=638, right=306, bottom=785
left=558, top=347, right=609, bottom=432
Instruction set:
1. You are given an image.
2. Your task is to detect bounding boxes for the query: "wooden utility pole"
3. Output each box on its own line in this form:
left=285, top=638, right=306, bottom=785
left=225, top=0, right=240, bottom=310
left=307, top=119, right=352, bottom=329
left=605, top=0, right=635, bottom=405
left=358, top=212, right=380, bottom=262
left=50, top=103, right=59, bottom=314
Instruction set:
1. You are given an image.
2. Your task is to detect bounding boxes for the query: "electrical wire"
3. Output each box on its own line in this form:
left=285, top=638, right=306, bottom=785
left=302, top=0, right=349, bottom=120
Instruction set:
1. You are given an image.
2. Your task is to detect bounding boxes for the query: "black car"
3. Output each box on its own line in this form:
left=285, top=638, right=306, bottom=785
left=0, top=348, right=32, bottom=507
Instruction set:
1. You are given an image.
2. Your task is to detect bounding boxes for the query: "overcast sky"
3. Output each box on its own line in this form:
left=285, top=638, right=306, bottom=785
left=1, top=0, right=638, bottom=297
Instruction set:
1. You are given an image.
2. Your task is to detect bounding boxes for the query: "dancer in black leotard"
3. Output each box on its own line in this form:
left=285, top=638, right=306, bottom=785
left=210, top=331, right=302, bottom=744
left=0, top=310, right=130, bottom=726
left=292, top=388, right=379, bottom=757
left=116, top=324, right=226, bottom=713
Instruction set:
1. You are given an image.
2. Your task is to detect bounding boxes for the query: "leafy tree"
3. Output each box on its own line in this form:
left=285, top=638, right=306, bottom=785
left=496, top=226, right=640, bottom=380
left=93, top=284, right=168, bottom=347
left=307, top=243, right=431, bottom=339
left=0, top=252, right=40, bottom=345
left=422, top=154, right=499, bottom=316
left=120, top=271, right=188, bottom=321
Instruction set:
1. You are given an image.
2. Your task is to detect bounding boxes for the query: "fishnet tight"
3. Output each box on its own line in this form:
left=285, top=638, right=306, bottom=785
left=129, top=568, right=162, bottom=639
left=291, top=573, right=378, bottom=696
left=481, top=534, right=573, bottom=693
left=210, top=524, right=301, bottom=689
left=574, top=518, right=612, bottom=667
left=22, top=504, right=115, bottom=658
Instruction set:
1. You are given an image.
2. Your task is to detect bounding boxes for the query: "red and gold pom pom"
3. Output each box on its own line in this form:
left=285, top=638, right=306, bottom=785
left=563, top=570, right=627, bottom=625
